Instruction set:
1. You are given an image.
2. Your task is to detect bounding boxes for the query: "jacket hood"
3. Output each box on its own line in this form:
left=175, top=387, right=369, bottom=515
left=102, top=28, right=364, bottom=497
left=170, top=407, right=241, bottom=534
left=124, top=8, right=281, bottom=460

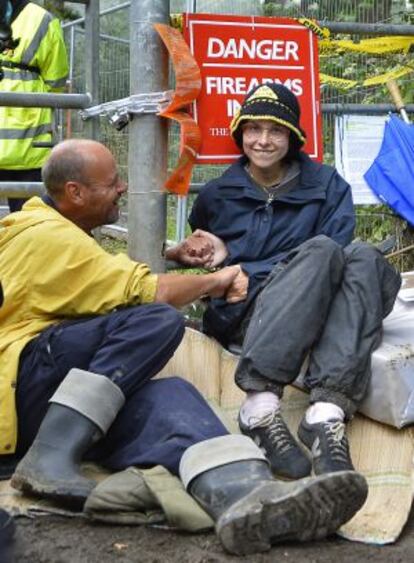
left=0, top=197, right=65, bottom=247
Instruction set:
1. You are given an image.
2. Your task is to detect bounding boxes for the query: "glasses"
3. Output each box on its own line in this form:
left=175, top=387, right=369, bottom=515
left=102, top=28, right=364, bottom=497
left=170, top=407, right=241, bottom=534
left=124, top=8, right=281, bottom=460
left=242, top=122, right=288, bottom=141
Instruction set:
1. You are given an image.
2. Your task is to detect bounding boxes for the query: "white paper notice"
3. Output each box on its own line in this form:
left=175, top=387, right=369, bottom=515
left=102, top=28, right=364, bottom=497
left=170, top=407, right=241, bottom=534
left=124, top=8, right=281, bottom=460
left=334, top=114, right=389, bottom=205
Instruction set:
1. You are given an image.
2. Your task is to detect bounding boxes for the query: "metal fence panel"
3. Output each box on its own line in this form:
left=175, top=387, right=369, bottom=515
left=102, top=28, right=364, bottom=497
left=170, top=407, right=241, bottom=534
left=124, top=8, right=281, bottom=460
left=62, top=0, right=414, bottom=268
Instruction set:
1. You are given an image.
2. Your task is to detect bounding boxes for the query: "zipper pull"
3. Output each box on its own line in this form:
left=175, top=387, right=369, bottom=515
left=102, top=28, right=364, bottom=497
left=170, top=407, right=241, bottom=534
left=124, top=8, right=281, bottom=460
left=266, top=193, right=275, bottom=207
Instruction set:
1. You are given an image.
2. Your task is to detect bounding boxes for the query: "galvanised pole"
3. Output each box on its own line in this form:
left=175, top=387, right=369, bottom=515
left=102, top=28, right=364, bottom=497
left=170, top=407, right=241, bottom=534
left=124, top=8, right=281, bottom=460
left=128, top=0, right=169, bottom=269
left=0, top=92, right=91, bottom=108
left=84, top=0, right=100, bottom=140
left=323, top=103, right=414, bottom=114
left=319, top=21, right=414, bottom=36
left=0, top=182, right=44, bottom=197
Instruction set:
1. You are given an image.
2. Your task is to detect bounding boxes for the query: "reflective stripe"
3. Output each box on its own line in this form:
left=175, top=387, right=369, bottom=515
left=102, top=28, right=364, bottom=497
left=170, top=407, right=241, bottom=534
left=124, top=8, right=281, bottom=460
left=44, top=76, right=67, bottom=89
left=1, top=69, right=40, bottom=81
left=0, top=59, right=40, bottom=73
left=21, top=12, right=54, bottom=66
left=0, top=124, right=51, bottom=140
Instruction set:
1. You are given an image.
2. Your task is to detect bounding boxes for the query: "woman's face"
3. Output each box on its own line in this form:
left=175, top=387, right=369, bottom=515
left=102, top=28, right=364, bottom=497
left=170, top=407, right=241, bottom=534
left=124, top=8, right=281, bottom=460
left=242, top=119, right=290, bottom=172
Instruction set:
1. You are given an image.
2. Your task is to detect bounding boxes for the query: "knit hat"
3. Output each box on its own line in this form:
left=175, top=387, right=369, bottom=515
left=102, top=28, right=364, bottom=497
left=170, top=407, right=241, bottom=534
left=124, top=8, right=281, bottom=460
left=230, top=83, right=306, bottom=150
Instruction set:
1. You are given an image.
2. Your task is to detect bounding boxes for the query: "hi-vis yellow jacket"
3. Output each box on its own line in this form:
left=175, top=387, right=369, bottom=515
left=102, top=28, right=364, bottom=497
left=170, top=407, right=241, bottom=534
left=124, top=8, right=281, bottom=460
left=0, top=2, right=69, bottom=170
left=0, top=197, right=158, bottom=454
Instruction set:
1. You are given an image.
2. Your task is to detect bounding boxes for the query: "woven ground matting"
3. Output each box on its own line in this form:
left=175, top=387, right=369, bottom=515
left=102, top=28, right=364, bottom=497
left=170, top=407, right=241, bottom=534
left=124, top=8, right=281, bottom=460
left=1, top=328, right=412, bottom=544
left=158, top=328, right=414, bottom=545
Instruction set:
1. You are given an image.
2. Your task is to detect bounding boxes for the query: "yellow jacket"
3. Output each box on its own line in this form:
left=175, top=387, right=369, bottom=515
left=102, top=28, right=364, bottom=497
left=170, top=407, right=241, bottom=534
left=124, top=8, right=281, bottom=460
left=0, top=2, right=69, bottom=170
left=0, top=197, right=158, bottom=454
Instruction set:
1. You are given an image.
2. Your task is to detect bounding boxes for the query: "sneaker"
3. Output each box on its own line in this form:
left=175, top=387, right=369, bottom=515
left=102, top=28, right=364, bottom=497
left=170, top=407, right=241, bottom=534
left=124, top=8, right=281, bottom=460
left=238, top=411, right=311, bottom=480
left=298, top=418, right=354, bottom=474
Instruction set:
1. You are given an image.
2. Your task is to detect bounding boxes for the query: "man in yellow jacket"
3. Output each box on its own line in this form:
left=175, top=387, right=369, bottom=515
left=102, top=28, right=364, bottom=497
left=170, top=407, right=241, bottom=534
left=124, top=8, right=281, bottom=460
left=0, top=0, right=68, bottom=212
left=0, top=139, right=367, bottom=556
left=0, top=281, right=15, bottom=560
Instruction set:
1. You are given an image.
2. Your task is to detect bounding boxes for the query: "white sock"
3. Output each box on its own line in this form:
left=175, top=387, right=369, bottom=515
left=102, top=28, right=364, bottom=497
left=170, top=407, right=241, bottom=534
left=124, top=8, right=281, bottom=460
left=305, top=401, right=345, bottom=424
left=239, top=391, right=280, bottom=427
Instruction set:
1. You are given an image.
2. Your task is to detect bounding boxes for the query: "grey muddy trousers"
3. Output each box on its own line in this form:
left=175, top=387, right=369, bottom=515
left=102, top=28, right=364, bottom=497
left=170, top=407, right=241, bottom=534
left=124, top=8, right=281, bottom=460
left=234, top=235, right=401, bottom=418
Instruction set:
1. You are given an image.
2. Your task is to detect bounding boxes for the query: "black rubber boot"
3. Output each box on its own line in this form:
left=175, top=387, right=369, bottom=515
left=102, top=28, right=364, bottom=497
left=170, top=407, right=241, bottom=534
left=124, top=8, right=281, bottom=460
left=11, top=404, right=101, bottom=510
left=189, top=459, right=368, bottom=555
left=0, top=509, right=15, bottom=563
left=0, top=456, right=20, bottom=481
left=11, top=368, right=125, bottom=510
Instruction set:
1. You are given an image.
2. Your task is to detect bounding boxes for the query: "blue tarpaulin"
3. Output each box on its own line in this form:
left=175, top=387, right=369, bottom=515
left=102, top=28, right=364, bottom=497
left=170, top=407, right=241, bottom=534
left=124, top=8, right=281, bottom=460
left=364, top=114, right=414, bottom=226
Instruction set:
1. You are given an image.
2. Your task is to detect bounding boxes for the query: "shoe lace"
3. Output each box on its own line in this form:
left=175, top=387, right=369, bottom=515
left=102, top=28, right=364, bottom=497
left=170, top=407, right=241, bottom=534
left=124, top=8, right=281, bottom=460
left=323, top=421, right=350, bottom=462
left=257, top=412, right=295, bottom=455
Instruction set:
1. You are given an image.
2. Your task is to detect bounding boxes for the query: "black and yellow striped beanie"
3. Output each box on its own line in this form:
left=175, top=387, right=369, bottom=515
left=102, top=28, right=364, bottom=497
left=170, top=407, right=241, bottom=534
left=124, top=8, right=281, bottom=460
left=230, top=83, right=306, bottom=149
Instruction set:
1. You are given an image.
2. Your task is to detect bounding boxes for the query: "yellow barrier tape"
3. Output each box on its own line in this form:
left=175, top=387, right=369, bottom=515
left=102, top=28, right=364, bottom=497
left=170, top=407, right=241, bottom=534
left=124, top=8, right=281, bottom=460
left=172, top=15, right=411, bottom=56
left=362, top=65, right=413, bottom=86
left=320, top=66, right=413, bottom=90
left=319, top=36, right=414, bottom=55
left=298, top=17, right=330, bottom=39
left=320, top=73, right=358, bottom=90
left=169, top=14, right=413, bottom=92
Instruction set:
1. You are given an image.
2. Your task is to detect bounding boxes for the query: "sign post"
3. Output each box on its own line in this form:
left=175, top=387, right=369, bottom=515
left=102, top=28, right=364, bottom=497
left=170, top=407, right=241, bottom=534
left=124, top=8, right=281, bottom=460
left=183, top=14, right=322, bottom=163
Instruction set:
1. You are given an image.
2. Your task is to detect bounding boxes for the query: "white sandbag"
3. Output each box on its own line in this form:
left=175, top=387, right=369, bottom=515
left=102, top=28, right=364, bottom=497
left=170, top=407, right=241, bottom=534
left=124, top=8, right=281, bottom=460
left=359, top=292, right=414, bottom=428
left=286, top=272, right=414, bottom=429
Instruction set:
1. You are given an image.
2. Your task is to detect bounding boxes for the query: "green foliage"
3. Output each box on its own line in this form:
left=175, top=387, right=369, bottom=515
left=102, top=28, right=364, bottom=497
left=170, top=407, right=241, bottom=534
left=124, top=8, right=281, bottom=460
left=101, top=236, right=127, bottom=255
left=355, top=206, right=414, bottom=270
left=263, top=3, right=293, bottom=17
left=356, top=206, right=399, bottom=243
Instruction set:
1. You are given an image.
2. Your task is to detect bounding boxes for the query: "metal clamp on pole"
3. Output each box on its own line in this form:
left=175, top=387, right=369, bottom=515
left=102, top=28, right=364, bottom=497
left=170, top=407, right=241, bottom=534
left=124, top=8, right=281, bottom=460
left=79, top=90, right=173, bottom=130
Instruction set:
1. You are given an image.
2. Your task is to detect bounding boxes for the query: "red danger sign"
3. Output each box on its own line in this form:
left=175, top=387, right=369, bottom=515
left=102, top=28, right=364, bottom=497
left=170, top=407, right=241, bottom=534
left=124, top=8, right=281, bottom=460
left=183, top=14, right=323, bottom=164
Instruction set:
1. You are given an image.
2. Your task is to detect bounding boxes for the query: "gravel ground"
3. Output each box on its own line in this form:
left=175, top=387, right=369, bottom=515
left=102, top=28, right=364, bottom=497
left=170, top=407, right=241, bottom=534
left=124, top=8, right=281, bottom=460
left=11, top=503, right=414, bottom=563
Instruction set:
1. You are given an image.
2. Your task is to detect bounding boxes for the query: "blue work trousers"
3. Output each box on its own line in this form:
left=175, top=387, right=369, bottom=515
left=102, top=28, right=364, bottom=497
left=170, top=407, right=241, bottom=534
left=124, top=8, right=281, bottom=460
left=15, top=304, right=228, bottom=475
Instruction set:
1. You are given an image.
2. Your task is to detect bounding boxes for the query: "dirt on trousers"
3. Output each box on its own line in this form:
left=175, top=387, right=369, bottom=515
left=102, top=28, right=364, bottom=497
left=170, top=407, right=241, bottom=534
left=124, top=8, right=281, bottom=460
left=11, top=505, right=414, bottom=563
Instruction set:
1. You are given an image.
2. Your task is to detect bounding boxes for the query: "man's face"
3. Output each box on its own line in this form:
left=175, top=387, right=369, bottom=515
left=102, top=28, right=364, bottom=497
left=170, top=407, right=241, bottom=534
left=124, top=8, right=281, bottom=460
left=242, top=119, right=290, bottom=172
left=80, top=147, right=126, bottom=230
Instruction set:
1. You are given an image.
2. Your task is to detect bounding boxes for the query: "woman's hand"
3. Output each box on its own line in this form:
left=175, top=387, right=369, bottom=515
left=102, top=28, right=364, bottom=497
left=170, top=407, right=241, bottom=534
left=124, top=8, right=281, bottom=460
left=190, top=229, right=228, bottom=268
left=165, top=229, right=228, bottom=268
left=226, top=269, right=249, bottom=303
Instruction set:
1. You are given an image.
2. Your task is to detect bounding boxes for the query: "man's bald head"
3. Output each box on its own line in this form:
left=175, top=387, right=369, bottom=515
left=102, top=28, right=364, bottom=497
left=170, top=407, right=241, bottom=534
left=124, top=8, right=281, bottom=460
left=42, top=139, right=113, bottom=200
left=41, top=139, right=126, bottom=233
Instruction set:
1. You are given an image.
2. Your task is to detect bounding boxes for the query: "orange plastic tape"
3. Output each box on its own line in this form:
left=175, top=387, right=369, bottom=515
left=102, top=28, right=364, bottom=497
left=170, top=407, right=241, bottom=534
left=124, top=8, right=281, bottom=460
left=164, top=112, right=201, bottom=196
left=154, top=23, right=202, bottom=195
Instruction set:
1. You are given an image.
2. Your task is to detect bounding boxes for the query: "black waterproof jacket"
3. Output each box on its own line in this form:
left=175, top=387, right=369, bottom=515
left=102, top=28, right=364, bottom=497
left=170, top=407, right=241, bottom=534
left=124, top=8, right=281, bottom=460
left=189, top=152, right=355, bottom=346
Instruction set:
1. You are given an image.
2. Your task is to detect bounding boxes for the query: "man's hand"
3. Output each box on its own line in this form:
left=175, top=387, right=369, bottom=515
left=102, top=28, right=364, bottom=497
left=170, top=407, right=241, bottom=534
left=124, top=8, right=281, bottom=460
left=226, top=269, right=249, bottom=303
left=165, top=230, right=228, bottom=268
left=155, top=265, right=245, bottom=307
left=207, top=265, right=242, bottom=299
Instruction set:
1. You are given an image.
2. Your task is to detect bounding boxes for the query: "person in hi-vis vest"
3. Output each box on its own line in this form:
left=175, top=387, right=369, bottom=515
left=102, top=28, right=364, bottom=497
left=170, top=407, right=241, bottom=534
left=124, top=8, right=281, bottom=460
left=0, top=0, right=68, bottom=212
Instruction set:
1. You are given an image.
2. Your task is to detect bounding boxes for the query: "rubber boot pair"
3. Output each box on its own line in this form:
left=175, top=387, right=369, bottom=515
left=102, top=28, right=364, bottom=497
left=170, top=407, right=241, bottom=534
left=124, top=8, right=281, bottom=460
left=11, top=368, right=125, bottom=510
left=181, top=435, right=368, bottom=556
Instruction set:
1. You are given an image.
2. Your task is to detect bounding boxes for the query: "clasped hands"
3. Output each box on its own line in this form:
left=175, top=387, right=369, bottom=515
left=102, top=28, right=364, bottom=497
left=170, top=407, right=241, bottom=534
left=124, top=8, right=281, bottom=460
left=170, top=229, right=248, bottom=303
